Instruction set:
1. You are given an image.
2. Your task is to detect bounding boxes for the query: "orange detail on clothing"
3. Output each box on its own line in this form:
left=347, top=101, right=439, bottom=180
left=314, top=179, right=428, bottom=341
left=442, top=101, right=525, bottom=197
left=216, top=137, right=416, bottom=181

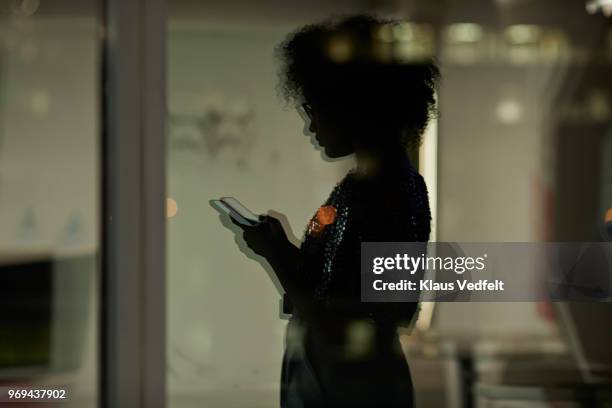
left=317, top=205, right=337, bottom=225
left=307, top=205, right=337, bottom=237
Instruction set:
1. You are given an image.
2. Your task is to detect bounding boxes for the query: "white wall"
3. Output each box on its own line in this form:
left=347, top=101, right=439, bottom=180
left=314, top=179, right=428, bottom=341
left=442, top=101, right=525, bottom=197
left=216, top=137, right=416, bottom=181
left=166, top=22, right=353, bottom=408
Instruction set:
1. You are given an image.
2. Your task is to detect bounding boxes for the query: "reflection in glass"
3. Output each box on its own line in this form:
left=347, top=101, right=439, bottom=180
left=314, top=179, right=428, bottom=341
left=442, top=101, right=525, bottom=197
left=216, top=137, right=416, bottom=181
left=166, top=1, right=612, bottom=407
left=0, top=2, right=100, bottom=406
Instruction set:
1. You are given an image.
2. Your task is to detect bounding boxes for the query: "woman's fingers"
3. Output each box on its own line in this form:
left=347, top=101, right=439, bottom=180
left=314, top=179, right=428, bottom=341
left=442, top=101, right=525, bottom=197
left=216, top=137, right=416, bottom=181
left=241, top=222, right=267, bottom=250
left=265, top=217, right=287, bottom=240
left=230, top=212, right=288, bottom=256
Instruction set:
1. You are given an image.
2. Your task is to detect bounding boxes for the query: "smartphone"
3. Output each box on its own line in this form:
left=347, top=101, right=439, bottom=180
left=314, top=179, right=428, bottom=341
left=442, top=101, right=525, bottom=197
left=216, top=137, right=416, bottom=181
left=210, top=197, right=260, bottom=227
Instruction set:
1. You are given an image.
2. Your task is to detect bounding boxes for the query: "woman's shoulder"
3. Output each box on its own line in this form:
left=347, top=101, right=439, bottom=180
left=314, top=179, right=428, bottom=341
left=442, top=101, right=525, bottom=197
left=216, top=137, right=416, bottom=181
left=346, top=166, right=431, bottom=240
left=348, top=165, right=427, bottom=206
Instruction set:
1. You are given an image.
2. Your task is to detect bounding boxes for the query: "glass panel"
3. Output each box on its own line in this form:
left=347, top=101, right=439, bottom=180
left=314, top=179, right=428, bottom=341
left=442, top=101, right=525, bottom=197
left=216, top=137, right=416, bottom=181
left=167, top=5, right=366, bottom=407
left=0, top=1, right=100, bottom=406
left=167, top=2, right=612, bottom=407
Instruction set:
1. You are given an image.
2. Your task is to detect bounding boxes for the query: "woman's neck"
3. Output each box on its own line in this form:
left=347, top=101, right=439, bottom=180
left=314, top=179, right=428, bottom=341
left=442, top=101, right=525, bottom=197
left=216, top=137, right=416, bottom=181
left=354, top=144, right=410, bottom=179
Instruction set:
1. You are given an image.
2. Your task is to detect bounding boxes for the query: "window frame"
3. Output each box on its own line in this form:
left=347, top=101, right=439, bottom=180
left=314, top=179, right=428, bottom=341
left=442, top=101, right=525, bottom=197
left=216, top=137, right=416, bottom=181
left=101, top=0, right=167, bottom=407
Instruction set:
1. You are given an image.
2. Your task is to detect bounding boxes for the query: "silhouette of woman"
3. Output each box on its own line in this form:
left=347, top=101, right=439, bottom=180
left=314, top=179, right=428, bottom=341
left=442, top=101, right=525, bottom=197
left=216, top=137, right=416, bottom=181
left=227, top=15, right=438, bottom=408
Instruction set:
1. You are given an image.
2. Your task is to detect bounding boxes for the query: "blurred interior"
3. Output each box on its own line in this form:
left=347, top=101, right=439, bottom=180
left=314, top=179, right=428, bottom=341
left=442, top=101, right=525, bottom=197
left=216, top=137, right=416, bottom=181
left=1, top=0, right=611, bottom=407
left=0, top=0, right=99, bottom=406
left=166, top=1, right=612, bottom=407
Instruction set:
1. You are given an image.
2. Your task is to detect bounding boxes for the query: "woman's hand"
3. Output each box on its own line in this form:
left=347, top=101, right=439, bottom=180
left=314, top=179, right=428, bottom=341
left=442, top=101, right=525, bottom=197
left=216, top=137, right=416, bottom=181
left=231, top=214, right=292, bottom=262
left=225, top=212, right=309, bottom=314
left=224, top=211, right=302, bottom=303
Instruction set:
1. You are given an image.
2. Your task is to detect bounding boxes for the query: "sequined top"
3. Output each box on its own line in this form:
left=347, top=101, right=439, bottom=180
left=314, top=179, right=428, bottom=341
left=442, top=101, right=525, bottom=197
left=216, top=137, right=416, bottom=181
left=288, top=158, right=431, bottom=322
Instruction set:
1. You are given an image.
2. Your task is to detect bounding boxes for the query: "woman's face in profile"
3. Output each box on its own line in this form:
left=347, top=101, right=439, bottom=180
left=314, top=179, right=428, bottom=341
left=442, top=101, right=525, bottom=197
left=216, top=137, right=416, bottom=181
left=299, top=103, right=354, bottom=159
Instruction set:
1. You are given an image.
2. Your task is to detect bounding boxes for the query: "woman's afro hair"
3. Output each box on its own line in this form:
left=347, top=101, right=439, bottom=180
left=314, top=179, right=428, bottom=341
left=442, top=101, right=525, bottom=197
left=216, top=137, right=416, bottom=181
left=276, top=15, right=440, bottom=146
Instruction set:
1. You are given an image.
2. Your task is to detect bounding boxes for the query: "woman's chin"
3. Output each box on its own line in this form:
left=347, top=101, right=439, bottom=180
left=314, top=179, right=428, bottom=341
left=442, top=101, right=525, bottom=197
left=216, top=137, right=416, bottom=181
left=320, top=146, right=347, bottom=161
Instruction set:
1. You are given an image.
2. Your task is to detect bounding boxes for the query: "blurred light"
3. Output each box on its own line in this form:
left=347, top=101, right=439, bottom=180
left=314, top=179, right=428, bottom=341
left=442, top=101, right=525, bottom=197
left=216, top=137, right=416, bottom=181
left=504, top=25, right=541, bottom=44
left=30, top=91, right=49, bottom=117
left=375, top=24, right=394, bottom=43
left=587, top=0, right=612, bottom=16
left=395, top=43, right=428, bottom=62
left=447, top=23, right=483, bottom=43
left=327, top=34, right=353, bottom=63
left=11, top=0, right=39, bottom=17
left=393, top=23, right=435, bottom=62
left=344, top=320, right=374, bottom=358
left=505, top=25, right=542, bottom=64
left=167, top=198, right=178, bottom=218
left=443, top=23, right=483, bottom=65
left=605, top=208, right=612, bottom=223
left=588, top=90, right=610, bottom=121
left=393, top=23, right=415, bottom=42
left=496, top=99, right=523, bottom=124
left=587, top=0, right=599, bottom=12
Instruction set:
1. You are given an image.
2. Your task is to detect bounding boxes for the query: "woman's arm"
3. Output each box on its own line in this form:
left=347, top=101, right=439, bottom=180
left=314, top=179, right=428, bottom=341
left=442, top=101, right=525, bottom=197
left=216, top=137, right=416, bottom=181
left=235, top=215, right=315, bottom=315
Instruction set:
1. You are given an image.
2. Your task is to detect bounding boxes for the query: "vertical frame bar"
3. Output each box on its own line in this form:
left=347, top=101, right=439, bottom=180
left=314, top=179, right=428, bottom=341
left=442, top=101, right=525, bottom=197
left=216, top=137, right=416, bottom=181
left=101, top=0, right=166, bottom=407
left=142, top=1, right=167, bottom=406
